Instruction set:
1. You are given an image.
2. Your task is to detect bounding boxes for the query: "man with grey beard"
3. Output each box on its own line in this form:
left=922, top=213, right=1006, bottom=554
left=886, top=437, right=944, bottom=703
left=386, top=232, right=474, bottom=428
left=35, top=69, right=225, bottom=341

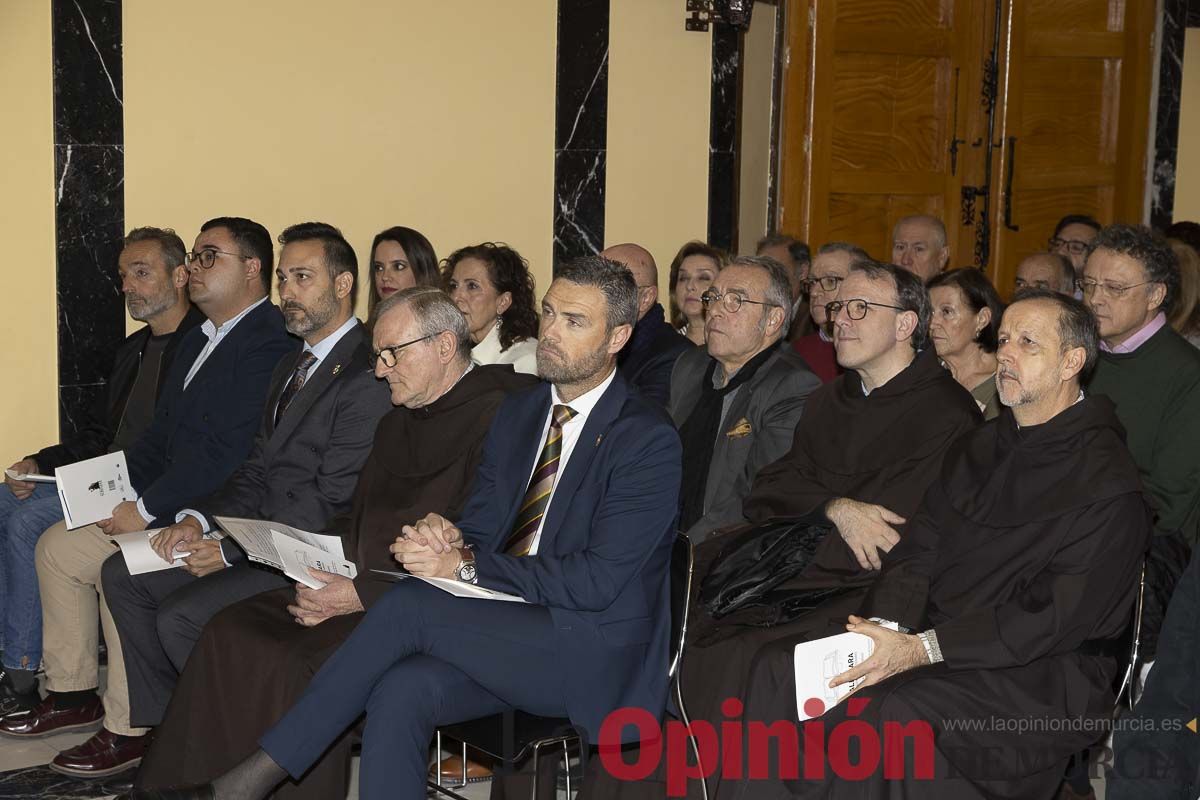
left=70, top=222, right=389, bottom=779
left=0, top=227, right=201, bottom=716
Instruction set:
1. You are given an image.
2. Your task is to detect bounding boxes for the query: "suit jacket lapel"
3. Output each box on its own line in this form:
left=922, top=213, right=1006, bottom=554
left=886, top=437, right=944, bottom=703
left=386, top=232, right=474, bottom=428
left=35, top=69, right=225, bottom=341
left=269, top=323, right=367, bottom=450
left=262, top=343, right=304, bottom=441
left=498, top=384, right=553, bottom=534
left=538, top=375, right=629, bottom=551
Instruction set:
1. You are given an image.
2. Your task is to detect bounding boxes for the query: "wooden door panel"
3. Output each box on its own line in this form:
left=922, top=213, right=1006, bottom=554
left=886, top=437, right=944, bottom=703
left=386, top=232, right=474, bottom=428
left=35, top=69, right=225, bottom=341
left=831, top=54, right=948, bottom=174
left=990, top=0, right=1152, bottom=293
left=828, top=193, right=945, bottom=260
left=836, top=0, right=952, bottom=28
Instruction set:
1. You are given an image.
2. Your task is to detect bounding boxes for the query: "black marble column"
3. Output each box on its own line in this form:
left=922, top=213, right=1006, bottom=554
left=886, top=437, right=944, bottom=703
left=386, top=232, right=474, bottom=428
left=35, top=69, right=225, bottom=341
left=553, top=0, right=609, bottom=269
left=708, top=23, right=742, bottom=252
left=52, top=0, right=125, bottom=439
left=1151, top=0, right=1189, bottom=229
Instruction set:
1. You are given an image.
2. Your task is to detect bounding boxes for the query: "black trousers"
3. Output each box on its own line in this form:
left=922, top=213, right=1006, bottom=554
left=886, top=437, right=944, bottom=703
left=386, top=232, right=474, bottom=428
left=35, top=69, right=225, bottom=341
left=101, top=552, right=288, bottom=726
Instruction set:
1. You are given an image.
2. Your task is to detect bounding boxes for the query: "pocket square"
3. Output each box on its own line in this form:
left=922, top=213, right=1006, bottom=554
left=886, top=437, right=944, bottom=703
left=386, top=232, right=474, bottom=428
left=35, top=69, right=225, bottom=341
left=725, top=418, right=752, bottom=438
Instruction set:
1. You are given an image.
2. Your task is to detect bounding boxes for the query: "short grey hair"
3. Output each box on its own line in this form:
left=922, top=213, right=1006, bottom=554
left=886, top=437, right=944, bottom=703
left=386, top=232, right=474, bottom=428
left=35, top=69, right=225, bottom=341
left=376, top=286, right=471, bottom=364
left=555, top=255, right=638, bottom=331
left=755, top=233, right=811, bottom=273
left=728, top=255, right=794, bottom=334
left=893, top=215, right=947, bottom=250
left=817, top=241, right=870, bottom=261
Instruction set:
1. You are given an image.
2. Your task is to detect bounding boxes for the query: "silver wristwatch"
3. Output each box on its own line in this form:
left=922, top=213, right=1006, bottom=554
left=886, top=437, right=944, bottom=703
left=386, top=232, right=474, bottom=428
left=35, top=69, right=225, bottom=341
left=455, top=548, right=478, bottom=584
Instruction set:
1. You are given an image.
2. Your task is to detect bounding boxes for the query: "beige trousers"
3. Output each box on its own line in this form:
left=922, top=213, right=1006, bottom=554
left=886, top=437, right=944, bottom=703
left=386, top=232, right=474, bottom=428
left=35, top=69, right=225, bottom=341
left=35, top=520, right=149, bottom=738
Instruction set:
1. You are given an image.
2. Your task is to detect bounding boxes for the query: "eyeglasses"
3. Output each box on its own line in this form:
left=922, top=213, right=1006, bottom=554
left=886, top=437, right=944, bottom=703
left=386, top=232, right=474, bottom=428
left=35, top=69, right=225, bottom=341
left=1048, top=237, right=1090, bottom=256
left=373, top=333, right=437, bottom=367
left=700, top=289, right=779, bottom=314
left=802, top=275, right=845, bottom=293
left=1075, top=278, right=1154, bottom=299
left=825, top=299, right=905, bottom=321
left=184, top=249, right=250, bottom=270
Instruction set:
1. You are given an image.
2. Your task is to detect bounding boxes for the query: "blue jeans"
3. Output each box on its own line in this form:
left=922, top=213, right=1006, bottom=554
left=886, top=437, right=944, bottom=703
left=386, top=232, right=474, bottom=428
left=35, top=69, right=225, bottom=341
left=0, top=482, right=64, bottom=670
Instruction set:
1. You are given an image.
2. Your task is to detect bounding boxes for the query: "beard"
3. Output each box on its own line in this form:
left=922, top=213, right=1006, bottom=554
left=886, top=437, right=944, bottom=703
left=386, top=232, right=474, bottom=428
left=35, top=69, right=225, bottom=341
left=536, top=340, right=610, bottom=386
left=284, top=292, right=339, bottom=337
left=126, top=290, right=175, bottom=322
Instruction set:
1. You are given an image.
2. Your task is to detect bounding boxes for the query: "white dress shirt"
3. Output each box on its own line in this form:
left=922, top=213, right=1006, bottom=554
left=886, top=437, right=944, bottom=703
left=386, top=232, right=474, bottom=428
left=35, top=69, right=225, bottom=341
left=525, top=368, right=616, bottom=556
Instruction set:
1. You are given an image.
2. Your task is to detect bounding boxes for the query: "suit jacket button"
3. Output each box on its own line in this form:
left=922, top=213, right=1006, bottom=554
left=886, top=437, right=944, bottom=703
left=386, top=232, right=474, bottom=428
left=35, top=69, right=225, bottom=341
left=286, top=490, right=295, bottom=499
left=202, top=414, right=209, bottom=423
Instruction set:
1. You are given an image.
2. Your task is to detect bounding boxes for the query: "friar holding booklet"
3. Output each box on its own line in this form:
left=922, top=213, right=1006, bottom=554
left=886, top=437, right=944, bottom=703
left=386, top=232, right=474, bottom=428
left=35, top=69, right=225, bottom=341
left=133, top=284, right=537, bottom=798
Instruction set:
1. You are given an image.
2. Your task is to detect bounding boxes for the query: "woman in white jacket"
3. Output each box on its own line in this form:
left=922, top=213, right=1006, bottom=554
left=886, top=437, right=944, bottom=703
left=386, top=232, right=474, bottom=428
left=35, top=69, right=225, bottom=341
left=443, top=242, right=540, bottom=375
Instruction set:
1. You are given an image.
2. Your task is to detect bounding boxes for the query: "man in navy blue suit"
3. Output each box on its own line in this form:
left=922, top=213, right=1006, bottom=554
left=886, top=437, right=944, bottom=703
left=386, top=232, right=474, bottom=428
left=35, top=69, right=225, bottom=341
left=120, top=255, right=683, bottom=800
left=4, top=217, right=293, bottom=770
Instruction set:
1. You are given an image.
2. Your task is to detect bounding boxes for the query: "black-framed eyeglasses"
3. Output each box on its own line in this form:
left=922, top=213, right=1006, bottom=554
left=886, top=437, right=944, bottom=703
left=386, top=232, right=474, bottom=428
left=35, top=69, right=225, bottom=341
left=373, top=334, right=437, bottom=367
left=700, top=289, right=779, bottom=314
left=1048, top=237, right=1090, bottom=256
left=1075, top=277, right=1154, bottom=299
left=184, top=249, right=250, bottom=270
left=825, top=298, right=905, bottom=321
left=802, top=275, right=845, bottom=294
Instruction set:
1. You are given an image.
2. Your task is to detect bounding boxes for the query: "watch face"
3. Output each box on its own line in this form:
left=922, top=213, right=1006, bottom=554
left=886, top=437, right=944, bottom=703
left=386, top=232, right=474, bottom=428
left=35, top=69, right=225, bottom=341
left=460, top=563, right=477, bottom=582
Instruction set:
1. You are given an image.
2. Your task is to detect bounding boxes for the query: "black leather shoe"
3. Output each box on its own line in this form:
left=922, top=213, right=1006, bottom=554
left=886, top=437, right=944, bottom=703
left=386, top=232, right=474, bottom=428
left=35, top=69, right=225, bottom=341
left=0, top=672, right=39, bottom=717
left=113, top=786, right=215, bottom=800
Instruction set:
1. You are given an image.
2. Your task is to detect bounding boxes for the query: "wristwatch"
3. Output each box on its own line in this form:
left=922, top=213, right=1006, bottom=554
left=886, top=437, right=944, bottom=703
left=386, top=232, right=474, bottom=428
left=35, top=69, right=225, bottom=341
left=455, top=548, right=478, bottom=585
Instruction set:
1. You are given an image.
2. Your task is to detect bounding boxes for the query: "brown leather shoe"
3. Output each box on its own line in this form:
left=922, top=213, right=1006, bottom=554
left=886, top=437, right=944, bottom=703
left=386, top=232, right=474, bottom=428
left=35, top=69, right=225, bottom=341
left=430, top=754, right=494, bottom=783
left=0, top=694, right=103, bottom=738
left=49, top=728, right=148, bottom=777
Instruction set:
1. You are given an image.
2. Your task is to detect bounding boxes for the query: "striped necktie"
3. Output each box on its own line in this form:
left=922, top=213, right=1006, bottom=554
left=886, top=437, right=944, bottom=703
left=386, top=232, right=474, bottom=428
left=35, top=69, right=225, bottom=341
left=504, top=404, right=578, bottom=555
left=274, top=351, right=318, bottom=428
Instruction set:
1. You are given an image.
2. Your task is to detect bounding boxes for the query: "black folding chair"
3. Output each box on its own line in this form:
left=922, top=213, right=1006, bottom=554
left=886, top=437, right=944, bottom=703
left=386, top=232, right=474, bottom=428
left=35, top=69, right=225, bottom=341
left=428, top=532, right=695, bottom=800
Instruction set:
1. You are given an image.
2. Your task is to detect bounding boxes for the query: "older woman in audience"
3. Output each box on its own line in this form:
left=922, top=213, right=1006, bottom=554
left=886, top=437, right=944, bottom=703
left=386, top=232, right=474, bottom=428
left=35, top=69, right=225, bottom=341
left=927, top=268, right=1005, bottom=419
left=669, top=241, right=726, bottom=345
left=368, top=226, right=440, bottom=313
left=443, top=242, right=539, bottom=374
left=1169, top=238, right=1200, bottom=347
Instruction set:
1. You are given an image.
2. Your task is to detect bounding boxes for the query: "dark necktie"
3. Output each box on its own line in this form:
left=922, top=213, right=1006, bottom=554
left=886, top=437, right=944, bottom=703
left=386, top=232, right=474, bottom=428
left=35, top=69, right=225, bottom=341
left=274, top=351, right=318, bottom=428
left=504, top=404, right=578, bottom=555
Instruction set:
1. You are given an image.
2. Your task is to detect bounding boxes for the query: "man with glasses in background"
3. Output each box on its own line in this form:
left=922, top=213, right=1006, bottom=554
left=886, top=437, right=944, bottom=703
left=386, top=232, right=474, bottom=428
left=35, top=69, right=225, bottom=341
left=791, top=242, right=870, bottom=382
left=1081, top=225, right=1200, bottom=685
left=1049, top=214, right=1102, bottom=279
left=0, top=217, right=293, bottom=777
left=1014, top=251, right=1077, bottom=296
left=668, top=256, right=819, bottom=543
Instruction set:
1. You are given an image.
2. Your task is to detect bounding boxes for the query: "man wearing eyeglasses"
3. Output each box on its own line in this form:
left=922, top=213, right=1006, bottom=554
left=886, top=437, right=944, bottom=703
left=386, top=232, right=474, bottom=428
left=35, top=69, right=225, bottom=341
left=1048, top=214, right=1102, bottom=277
left=76, top=223, right=391, bottom=780
left=1013, top=252, right=1076, bottom=297
left=1082, top=225, right=1200, bottom=680
left=2, top=218, right=293, bottom=772
left=791, top=242, right=870, bottom=382
left=668, top=256, right=820, bottom=543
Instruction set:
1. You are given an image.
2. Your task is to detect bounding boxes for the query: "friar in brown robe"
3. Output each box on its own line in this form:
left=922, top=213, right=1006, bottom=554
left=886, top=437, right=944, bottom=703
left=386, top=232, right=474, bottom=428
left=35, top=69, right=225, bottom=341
left=726, top=296, right=1149, bottom=798
left=581, top=263, right=981, bottom=800
left=135, top=358, right=537, bottom=798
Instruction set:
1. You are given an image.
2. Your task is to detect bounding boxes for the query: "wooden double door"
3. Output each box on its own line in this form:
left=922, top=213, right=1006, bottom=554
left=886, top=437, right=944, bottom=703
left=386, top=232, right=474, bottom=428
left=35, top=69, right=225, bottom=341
left=777, top=0, right=1156, bottom=294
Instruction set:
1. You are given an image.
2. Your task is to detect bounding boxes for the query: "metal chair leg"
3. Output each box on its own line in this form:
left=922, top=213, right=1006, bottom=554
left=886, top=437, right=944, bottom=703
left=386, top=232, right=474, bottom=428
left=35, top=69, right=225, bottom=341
left=563, top=740, right=571, bottom=798
left=436, top=730, right=444, bottom=788
left=530, top=741, right=541, bottom=800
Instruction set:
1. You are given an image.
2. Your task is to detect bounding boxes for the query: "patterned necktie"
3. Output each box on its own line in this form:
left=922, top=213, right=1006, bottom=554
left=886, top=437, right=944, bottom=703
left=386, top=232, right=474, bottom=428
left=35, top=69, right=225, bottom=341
left=274, top=351, right=318, bottom=428
left=504, top=404, right=578, bottom=555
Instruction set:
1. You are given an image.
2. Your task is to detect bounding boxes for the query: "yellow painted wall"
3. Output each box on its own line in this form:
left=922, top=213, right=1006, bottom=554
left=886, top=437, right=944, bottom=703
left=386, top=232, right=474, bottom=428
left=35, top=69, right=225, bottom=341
left=0, top=3, right=57, bottom=458
left=124, top=0, right=558, bottom=319
left=1176, top=29, right=1200, bottom=222
left=738, top=2, right=777, bottom=253
left=605, top=0, right=712, bottom=296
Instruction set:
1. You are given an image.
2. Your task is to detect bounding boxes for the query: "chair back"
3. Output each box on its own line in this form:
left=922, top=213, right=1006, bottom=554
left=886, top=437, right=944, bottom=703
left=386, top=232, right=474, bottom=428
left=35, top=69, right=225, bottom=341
left=667, top=533, right=694, bottom=679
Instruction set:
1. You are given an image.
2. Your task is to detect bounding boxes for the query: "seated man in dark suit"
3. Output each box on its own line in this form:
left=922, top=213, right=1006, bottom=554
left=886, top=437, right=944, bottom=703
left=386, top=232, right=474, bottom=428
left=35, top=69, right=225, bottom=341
left=670, top=255, right=820, bottom=542
left=0, top=227, right=201, bottom=714
left=0, top=217, right=294, bottom=773
left=122, top=255, right=683, bottom=800
left=84, top=222, right=390, bottom=778
left=604, top=242, right=693, bottom=406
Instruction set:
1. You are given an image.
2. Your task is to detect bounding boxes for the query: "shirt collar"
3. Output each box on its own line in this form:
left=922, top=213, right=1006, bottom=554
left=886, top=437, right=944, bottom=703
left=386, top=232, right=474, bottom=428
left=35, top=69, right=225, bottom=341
left=1100, top=312, right=1167, bottom=354
left=550, top=366, right=616, bottom=420
left=303, top=315, right=358, bottom=362
left=199, top=296, right=269, bottom=341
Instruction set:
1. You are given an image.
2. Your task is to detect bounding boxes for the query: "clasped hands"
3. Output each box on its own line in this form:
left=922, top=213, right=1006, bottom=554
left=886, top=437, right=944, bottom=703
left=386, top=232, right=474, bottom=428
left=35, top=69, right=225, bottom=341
left=390, top=512, right=464, bottom=580
left=146, top=517, right=224, bottom=577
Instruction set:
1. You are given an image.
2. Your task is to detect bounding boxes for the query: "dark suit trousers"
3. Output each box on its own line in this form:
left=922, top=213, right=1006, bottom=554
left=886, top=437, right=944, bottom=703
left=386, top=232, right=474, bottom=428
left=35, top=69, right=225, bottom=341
left=259, top=579, right=569, bottom=800
left=101, top=553, right=288, bottom=726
